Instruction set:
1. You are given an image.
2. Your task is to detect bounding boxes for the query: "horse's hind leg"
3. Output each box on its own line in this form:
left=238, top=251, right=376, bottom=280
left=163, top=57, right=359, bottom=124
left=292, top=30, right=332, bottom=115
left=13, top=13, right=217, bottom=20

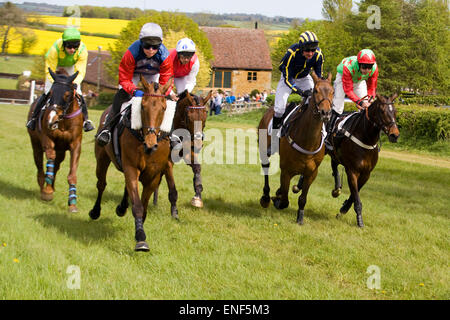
left=31, top=142, right=45, bottom=195
left=331, top=160, right=342, bottom=198
left=165, top=162, right=179, bottom=219
left=296, top=170, right=318, bottom=225
left=272, top=170, right=291, bottom=210
left=116, top=187, right=128, bottom=217
left=190, top=163, right=203, bottom=208
left=89, top=149, right=111, bottom=220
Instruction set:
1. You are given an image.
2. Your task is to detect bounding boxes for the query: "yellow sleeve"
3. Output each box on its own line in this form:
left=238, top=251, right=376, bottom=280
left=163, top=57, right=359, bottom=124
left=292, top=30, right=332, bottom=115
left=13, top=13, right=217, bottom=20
left=73, top=45, right=88, bottom=86
left=45, top=45, right=59, bottom=83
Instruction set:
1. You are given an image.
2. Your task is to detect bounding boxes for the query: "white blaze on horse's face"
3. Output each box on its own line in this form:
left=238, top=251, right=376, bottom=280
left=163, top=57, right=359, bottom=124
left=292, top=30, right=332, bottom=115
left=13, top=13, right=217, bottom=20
left=48, top=108, right=59, bottom=130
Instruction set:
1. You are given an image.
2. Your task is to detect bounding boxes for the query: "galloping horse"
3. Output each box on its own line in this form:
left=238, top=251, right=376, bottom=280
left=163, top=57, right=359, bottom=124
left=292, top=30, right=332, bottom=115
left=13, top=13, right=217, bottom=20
left=258, top=72, right=333, bottom=224
left=27, top=68, right=84, bottom=212
left=327, top=93, right=400, bottom=227
left=153, top=89, right=212, bottom=208
left=89, top=76, right=177, bottom=252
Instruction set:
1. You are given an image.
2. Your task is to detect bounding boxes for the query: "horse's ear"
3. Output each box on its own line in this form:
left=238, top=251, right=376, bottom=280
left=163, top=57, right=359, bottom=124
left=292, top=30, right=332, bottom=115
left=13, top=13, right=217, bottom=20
left=311, top=71, right=319, bottom=84
left=390, top=92, right=399, bottom=101
left=326, top=72, right=332, bottom=82
left=161, top=76, right=174, bottom=94
left=376, top=93, right=385, bottom=102
left=48, top=68, right=57, bottom=81
left=140, top=74, right=150, bottom=91
left=203, top=90, right=213, bottom=105
left=68, top=71, right=79, bottom=84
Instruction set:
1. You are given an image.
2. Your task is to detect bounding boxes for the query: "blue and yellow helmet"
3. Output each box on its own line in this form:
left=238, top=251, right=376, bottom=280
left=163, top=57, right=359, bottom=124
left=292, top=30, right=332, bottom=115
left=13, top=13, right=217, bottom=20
left=298, top=31, right=319, bottom=50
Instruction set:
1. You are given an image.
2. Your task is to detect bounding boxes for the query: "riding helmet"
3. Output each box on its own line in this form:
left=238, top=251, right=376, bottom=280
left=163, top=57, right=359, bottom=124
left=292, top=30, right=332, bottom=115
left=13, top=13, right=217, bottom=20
left=357, top=49, right=376, bottom=64
left=62, top=28, right=81, bottom=42
left=176, top=38, right=196, bottom=53
left=298, top=31, right=319, bottom=49
left=139, top=23, right=163, bottom=45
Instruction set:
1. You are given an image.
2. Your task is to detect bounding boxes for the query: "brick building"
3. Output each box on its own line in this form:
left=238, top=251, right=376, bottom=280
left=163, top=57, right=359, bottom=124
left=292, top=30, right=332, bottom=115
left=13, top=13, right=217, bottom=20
left=199, top=26, right=272, bottom=96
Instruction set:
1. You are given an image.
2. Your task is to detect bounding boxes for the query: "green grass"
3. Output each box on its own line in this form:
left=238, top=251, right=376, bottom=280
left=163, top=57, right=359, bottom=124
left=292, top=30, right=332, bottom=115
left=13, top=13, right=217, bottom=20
left=0, top=55, right=35, bottom=74
left=0, top=78, right=18, bottom=90
left=0, top=104, right=449, bottom=299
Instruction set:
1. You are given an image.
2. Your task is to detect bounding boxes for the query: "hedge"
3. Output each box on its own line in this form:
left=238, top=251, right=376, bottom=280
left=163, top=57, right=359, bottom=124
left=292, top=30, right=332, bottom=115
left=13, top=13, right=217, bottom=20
left=265, top=94, right=450, bottom=142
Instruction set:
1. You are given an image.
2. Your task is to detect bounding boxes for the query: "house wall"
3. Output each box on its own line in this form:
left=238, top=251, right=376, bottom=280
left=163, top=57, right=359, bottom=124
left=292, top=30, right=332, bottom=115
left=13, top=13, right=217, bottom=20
left=199, top=69, right=271, bottom=96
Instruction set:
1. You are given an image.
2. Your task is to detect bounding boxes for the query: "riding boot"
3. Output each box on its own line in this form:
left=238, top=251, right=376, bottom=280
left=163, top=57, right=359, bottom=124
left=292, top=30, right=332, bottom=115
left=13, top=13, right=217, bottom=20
left=272, top=115, right=283, bottom=130
left=26, top=93, right=48, bottom=130
left=78, top=95, right=95, bottom=132
left=96, top=89, right=130, bottom=146
left=325, top=110, right=339, bottom=151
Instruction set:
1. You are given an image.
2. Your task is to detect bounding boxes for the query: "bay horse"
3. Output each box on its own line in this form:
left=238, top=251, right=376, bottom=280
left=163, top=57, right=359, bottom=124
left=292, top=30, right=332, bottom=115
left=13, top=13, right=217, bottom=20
left=153, top=89, right=212, bottom=208
left=88, top=76, right=177, bottom=252
left=327, top=93, right=400, bottom=227
left=27, top=68, right=84, bottom=213
left=258, top=72, right=333, bottom=224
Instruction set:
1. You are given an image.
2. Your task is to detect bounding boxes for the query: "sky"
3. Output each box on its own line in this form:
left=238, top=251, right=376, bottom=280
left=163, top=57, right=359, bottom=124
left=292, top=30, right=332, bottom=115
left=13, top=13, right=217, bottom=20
left=5, top=0, right=325, bottom=20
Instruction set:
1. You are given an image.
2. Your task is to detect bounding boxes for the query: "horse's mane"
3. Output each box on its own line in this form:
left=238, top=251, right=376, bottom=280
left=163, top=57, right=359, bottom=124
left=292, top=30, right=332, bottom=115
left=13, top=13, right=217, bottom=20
left=55, top=67, right=69, bottom=76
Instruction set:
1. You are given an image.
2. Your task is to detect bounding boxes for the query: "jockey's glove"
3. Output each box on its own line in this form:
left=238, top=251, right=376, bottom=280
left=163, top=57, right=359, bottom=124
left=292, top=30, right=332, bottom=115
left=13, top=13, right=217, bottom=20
left=301, top=89, right=312, bottom=98
left=134, top=90, right=144, bottom=97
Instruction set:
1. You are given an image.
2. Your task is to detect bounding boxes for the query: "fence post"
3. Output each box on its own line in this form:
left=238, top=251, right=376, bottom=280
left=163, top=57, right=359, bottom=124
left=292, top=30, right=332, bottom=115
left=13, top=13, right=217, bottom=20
left=29, top=80, right=35, bottom=105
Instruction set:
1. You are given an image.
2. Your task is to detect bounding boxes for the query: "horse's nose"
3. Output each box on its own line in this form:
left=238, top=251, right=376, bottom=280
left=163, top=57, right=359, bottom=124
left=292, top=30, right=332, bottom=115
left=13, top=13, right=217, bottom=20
left=389, top=133, right=399, bottom=143
left=144, top=143, right=158, bottom=155
left=321, top=109, right=332, bottom=123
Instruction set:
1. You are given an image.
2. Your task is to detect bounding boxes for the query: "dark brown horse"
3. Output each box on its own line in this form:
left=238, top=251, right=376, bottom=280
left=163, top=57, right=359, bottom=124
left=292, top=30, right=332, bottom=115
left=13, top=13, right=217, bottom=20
left=258, top=72, right=333, bottom=224
left=153, top=89, right=212, bottom=208
left=89, top=76, right=177, bottom=251
left=327, top=93, right=400, bottom=227
left=27, top=68, right=84, bottom=212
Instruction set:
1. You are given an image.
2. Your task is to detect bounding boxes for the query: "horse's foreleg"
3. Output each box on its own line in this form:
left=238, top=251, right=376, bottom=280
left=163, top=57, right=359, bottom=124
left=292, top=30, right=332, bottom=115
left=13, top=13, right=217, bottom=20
left=116, top=187, right=128, bottom=217
left=292, top=175, right=303, bottom=194
left=296, top=170, right=318, bottom=225
left=89, top=149, right=110, bottom=220
left=163, top=163, right=179, bottom=219
left=124, top=169, right=149, bottom=252
left=67, top=142, right=81, bottom=213
left=42, top=141, right=56, bottom=201
left=272, top=170, right=291, bottom=210
left=260, top=162, right=271, bottom=208
left=31, top=143, right=45, bottom=193
left=153, top=187, right=159, bottom=206
left=190, top=163, right=203, bottom=208
left=331, top=160, right=342, bottom=198
left=344, top=170, right=364, bottom=227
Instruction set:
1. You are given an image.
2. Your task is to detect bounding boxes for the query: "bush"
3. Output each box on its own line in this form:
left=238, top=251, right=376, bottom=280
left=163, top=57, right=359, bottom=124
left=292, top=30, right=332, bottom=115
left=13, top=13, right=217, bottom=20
left=265, top=93, right=303, bottom=106
left=97, top=92, right=115, bottom=106
left=399, top=95, right=450, bottom=106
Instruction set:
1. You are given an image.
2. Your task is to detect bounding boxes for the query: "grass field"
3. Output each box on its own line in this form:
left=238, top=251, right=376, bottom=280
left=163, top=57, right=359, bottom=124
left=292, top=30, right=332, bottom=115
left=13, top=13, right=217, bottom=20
left=0, top=104, right=448, bottom=300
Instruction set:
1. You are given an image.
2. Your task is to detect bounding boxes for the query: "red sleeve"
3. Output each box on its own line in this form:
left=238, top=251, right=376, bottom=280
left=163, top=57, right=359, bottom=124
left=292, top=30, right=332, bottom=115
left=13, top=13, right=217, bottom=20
left=158, top=56, right=174, bottom=95
left=118, top=50, right=137, bottom=95
left=366, top=66, right=378, bottom=97
left=342, top=66, right=360, bottom=103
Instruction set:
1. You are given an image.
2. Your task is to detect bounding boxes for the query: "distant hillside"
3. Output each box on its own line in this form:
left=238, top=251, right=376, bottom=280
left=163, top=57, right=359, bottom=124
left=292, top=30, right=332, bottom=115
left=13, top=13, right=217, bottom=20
left=11, top=1, right=300, bottom=28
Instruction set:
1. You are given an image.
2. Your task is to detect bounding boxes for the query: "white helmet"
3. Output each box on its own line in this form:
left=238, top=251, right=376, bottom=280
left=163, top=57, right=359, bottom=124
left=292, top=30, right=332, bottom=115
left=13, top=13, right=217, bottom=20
left=139, top=23, right=163, bottom=42
left=176, top=38, right=196, bottom=53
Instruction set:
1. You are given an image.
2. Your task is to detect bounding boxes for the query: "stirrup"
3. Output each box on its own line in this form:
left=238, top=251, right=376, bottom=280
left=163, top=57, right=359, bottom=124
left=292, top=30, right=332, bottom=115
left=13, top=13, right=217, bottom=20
left=83, top=120, right=95, bottom=132
left=26, top=118, right=36, bottom=130
left=96, top=130, right=111, bottom=147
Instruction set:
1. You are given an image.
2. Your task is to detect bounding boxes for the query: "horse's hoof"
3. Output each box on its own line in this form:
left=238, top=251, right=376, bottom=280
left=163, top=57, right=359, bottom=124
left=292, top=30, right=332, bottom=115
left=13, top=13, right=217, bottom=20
left=336, top=213, right=342, bottom=219
left=89, top=208, right=100, bottom=220
left=191, top=196, right=203, bottom=208
left=292, top=185, right=300, bottom=194
left=332, top=188, right=341, bottom=198
left=260, top=196, right=270, bottom=208
left=357, top=216, right=364, bottom=228
left=272, top=197, right=289, bottom=210
left=41, top=192, right=53, bottom=202
left=135, top=241, right=150, bottom=252
left=68, top=205, right=78, bottom=213
left=340, top=200, right=351, bottom=214
left=116, top=204, right=127, bottom=217
left=171, top=207, right=179, bottom=220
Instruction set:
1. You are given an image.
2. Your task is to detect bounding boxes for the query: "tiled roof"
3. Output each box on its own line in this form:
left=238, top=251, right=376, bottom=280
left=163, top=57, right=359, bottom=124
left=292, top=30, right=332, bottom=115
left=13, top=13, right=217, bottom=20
left=84, top=50, right=117, bottom=89
left=200, top=26, right=272, bottom=71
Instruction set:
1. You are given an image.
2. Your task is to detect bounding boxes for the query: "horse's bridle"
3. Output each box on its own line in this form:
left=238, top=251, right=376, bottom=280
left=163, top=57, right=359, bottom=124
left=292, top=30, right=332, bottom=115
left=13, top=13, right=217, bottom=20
left=185, top=105, right=206, bottom=141
left=365, top=100, right=397, bottom=135
left=309, top=92, right=333, bottom=118
left=140, top=92, right=170, bottom=140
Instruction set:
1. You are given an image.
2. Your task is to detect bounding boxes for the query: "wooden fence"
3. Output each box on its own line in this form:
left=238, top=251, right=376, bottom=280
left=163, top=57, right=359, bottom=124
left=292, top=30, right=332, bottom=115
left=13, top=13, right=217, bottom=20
left=221, top=101, right=268, bottom=114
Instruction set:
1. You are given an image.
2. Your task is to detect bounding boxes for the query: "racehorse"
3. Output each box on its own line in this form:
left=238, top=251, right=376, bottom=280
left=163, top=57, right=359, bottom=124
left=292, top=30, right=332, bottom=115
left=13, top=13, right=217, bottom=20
left=258, top=72, right=333, bottom=224
left=327, top=93, right=400, bottom=227
left=88, top=76, right=177, bottom=252
left=153, top=89, right=212, bottom=208
left=27, top=68, right=84, bottom=212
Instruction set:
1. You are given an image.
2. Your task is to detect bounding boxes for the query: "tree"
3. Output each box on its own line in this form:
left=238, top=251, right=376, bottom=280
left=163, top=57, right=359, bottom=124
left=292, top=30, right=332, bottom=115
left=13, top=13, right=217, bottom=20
left=106, top=12, right=214, bottom=90
left=322, top=0, right=354, bottom=21
left=0, top=2, right=28, bottom=55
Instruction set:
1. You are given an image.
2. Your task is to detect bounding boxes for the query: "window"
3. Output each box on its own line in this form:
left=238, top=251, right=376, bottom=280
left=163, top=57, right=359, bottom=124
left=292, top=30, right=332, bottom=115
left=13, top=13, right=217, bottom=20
left=247, top=72, right=257, bottom=81
left=210, top=70, right=232, bottom=88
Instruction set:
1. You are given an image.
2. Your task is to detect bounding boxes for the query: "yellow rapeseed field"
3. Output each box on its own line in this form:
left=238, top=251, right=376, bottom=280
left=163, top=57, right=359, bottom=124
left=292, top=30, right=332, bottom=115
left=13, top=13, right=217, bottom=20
left=29, top=15, right=129, bottom=36
left=7, top=28, right=118, bottom=55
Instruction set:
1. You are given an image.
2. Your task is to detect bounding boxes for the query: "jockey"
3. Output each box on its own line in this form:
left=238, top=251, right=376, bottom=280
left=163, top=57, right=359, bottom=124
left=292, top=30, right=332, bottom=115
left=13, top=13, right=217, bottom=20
left=96, top=22, right=177, bottom=147
left=170, top=38, right=200, bottom=93
left=273, top=31, right=324, bottom=129
left=325, top=48, right=379, bottom=150
left=26, top=28, right=94, bottom=132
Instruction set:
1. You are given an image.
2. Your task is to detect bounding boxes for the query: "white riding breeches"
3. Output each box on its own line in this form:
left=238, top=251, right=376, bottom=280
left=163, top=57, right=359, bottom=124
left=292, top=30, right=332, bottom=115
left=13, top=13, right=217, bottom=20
left=45, top=65, right=82, bottom=95
left=274, top=74, right=314, bottom=117
left=332, top=72, right=368, bottom=114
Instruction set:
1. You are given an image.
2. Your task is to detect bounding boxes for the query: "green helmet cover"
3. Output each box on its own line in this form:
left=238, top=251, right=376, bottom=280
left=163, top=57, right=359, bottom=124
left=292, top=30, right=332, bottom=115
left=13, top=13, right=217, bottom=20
left=62, top=28, right=81, bottom=42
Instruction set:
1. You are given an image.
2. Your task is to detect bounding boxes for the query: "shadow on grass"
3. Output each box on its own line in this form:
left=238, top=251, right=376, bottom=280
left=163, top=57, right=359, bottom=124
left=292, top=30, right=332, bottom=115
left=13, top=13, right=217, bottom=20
left=0, top=178, right=36, bottom=200
left=33, top=212, right=119, bottom=245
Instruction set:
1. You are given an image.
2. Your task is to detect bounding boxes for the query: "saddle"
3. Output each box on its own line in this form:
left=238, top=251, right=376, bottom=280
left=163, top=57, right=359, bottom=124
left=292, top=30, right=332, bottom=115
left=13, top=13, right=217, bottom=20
left=328, top=111, right=358, bottom=152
